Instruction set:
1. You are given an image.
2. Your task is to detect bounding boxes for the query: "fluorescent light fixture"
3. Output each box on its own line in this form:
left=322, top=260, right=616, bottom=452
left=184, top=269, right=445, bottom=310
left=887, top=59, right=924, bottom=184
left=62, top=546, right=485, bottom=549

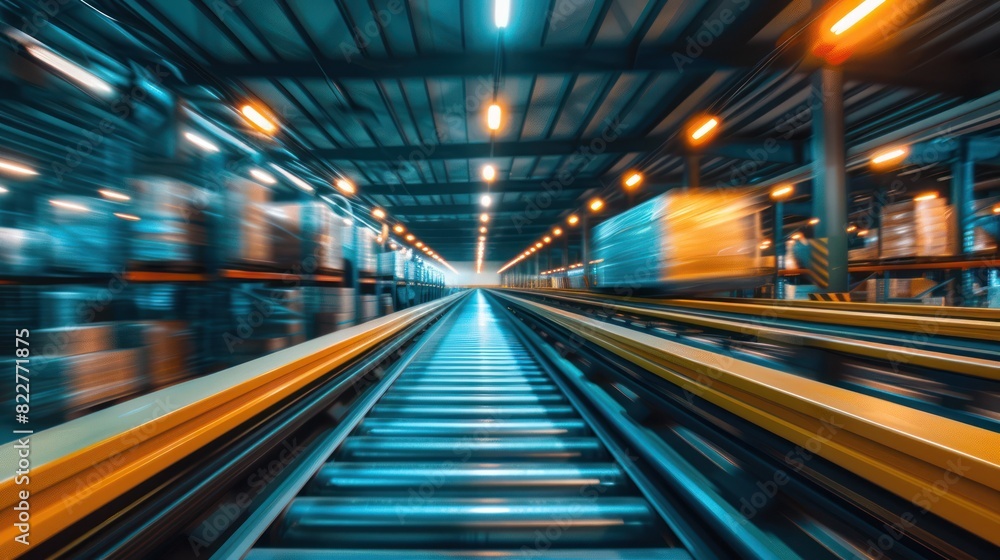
left=480, top=194, right=492, bottom=207
left=50, top=199, right=89, bottom=212
left=589, top=198, right=603, bottom=212
left=770, top=184, right=794, bottom=200
left=568, top=214, right=579, bottom=225
left=808, top=218, right=820, bottom=226
left=494, top=0, right=510, bottom=28
left=98, top=189, right=130, bottom=201
left=871, top=147, right=908, bottom=165
left=184, top=131, right=220, bottom=153
left=831, top=0, right=886, bottom=35
left=372, top=207, right=386, bottom=219
left=691, top=117, right=719, bottom=141
left=336, top=178, right=356, bottom=194
left=240, top=104, right=277, bottom=133
left=0, top=159, right=38, bottom=176
left=268, top=163, right=315, bottom=192
left=914, top=192, right=938, bottom=202
left=624, top=172, right=642, bottom=188
left=394, top=224, right=405, bottom=233
left=250, top=168, right=277, bottom=185
left=113, top=212, right=140, bottom=221
left=487, top=104, right=502, bottom=131
left=26, top=45, right=113, bottom=95
left=406, top=234, right=415, bottom=241
left=482, top=164, right=496, bottom=182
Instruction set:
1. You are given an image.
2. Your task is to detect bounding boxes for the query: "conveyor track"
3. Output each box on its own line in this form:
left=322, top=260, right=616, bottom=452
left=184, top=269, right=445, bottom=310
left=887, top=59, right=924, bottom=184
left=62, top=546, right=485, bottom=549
left=247, top=291, right=686, bottom=558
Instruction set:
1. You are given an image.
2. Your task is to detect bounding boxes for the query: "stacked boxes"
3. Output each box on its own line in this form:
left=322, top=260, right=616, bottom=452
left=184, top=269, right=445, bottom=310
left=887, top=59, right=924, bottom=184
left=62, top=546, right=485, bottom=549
left=228, top=284, right=305, bottom=359
left=49, top=197, right=123, bottom=273
left=130, top=177, right=210, bottom=267
left=355, top=227, right=378, bottom=275
left=306, top=286, right=356, bottom=335
left=880, top=198, right=955, bottom=259
left=224, top=177, right=272, bottom=267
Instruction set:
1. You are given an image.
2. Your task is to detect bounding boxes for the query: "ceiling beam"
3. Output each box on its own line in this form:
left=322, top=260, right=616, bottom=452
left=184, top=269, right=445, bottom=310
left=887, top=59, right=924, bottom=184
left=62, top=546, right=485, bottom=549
left=298, top=137, right=802, bottom=164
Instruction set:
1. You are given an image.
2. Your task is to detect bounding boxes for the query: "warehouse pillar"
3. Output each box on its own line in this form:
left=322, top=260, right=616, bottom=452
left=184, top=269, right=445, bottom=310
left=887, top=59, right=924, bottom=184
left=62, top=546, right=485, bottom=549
left=580, top=215, right=590, bottom=287
left=685, top=155, right=701, bottom=188
left=951, top=144, right=976, bottom=302
left=810, top=67, right=849, bottom=293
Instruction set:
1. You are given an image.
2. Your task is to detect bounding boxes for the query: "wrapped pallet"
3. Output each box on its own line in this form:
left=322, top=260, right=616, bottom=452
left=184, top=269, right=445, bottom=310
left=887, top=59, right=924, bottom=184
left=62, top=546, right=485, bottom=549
left=49, top=197, right=123, bottom=273
left=880, top=198, right=955, bottom=259
left=591, top=189, right=771, bottom=292
left=224, top=176, right=272, bottom=267
left=129, top=177, right=211, bottom=267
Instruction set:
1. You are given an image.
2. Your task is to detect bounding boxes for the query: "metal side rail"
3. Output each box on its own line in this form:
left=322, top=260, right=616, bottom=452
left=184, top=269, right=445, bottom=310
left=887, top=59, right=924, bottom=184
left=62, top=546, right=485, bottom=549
left=491, top=290, right=1000, bottom=553
left=237, top=291, right=692, bottom=559
left=0, top=292, right=466, bottom=559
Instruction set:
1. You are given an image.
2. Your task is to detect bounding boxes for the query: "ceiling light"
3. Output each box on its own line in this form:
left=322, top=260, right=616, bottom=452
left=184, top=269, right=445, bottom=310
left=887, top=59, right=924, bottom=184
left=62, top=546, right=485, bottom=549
left=406, top=234, right=415, bottom=241
left=268, top=164, right=314, bottom=192
left=113, top=212, right=140, bottom=221
left=914, top=192, right=938, bottom=202
left=567, top=215, right=579, bottom=225
left=480, top=226, right=487, bottom=233
left=336, top=178, right=356, bottom=194
left=831, top=0, right=886, bottom=35
left=487, top=104, right=502, bottom=131
left=240, top=104, right=278, bottom=133
left=553, top=227, right=562, bottom=236
left=26, top=45, right=113, bottom=95
left=808, top=218, right=820, bottom=226
left=690, top=117, right=719, bottom=142
left=0, top=159, right=37, bottom=176
left=372, top=207, right=386, bottom=219
left=535, top=242, right=543, bottom=248
left=416, top=241, right=424, bottom=248
left=624, top=172, right=642, bottom=188
left=871, top=147, right=908, bottom=165
left=494, top=0, right=510, bottom=27
left=394, top=224, right=405, bottom=233
left=184, top=131, right=220, bottom=153
left=589, top=198, right=603, bottom=212
left=770, top=184, right=794, bottom=200
left=250, top=168, right=277, bottom=185
left=480, top=213, right=490, bottom=223
left=50, top=199, right=89, bottom=212
left=480, top=194, right=492, bottom=207
left=543, top=236, right=551, bottom=243
left=98, top=189, right=130, bottom=201
left=482, top=164, right=496, bottom=182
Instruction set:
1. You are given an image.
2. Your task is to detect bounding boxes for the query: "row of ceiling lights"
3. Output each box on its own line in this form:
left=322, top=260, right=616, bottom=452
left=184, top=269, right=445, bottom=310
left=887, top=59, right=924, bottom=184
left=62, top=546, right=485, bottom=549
left=495, top=0, right=992, bottom=274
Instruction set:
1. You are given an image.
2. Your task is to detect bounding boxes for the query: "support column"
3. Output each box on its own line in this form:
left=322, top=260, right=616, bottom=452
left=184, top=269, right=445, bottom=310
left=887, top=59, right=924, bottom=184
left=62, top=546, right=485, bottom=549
left=951, top=145, right=975, bottom=301
left=580, top=215, right=590, bottom=287
left=685, top=154, right=701, bottom=188
left=810, top=67, right=849, bottom=293
left=774, top=200, right=785, bottom=299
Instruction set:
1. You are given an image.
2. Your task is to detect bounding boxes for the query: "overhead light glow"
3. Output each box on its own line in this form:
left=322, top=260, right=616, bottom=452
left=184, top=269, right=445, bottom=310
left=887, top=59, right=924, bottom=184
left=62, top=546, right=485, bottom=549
left=269, top=164, right=315, bottom=192
left=184, top=131, right=220, bottom=153
left=481, top=194, right=492, bottom=207
left=589, top=198, right=604, bottom=212
left=994, top=205, right=1000, bottom=214
left=535, top=242, right=543, bottom=248
left=26, top=45, right=113, bottom=95
left=914, top=192, right=938, bottom=202
left=394, top=224, right=405, bottom=234
left=406, top=234, right=415, bottom=241
left=372, top=207, right=386, bottom=219
left=482, top=164, right=496, bottom=182
left=250, top=168, right=277, bottom=185
left=791, top=232, right=803, bottom=240
left=240, top=104, right=277, bottom=133
left=113, top=212, right=140, bottom=221
left=479, top=236, right=485, bottom=241
left=0, top=186, right=8, bottom=194
left=543, top=236, right=551, bottom=243
left=871, top=147, right=908, bottom=165
left=416, top=241, right=424, bottom=248
left=624, top=172, right=642, bottom=188
left=98, top=189, right=130, bottom=201
left=50, top=199, right=89, bottom=212
left=480, top=226, right=487, bottom=233
left=831, top=0, right=886, bottom=35
left=487, top=104, right=502, bottom=131
left=480, top=213, right=490, bottom=223
left=494, top=0, right=510, bottom=28
left=553, top=227, right=562, bottom=236
left=847, top=225, right=858, bottom=233
left=770, top=184, right=794, bottom=200
left=530, top=247, right=536, bottom=253
left=568, top=214, right=579, bottom=225
left=0, top=159, right=38, bottom=176
left=336, top=178, right=356, bottom=194
left=808, top=218, right=820, bottom=226
left=857, top=229, right=869, bottom=237
left=690, top=117, right=719, bottom=141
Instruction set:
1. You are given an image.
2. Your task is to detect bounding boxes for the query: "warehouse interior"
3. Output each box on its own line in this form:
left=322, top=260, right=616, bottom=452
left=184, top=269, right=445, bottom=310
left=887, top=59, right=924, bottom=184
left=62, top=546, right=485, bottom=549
left=0, top=0, right=999, bottom=559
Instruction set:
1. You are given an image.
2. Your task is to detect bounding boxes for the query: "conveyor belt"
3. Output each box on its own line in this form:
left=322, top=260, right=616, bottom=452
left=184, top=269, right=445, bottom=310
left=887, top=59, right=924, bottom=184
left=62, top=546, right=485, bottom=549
left=248, top=291, right=686, bottom=558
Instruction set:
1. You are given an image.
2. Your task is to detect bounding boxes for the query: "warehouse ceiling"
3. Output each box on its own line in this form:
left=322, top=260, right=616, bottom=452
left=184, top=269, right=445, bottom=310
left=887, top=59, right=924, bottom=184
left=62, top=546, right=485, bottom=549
left=2, top=0, right=1000, bottom=264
